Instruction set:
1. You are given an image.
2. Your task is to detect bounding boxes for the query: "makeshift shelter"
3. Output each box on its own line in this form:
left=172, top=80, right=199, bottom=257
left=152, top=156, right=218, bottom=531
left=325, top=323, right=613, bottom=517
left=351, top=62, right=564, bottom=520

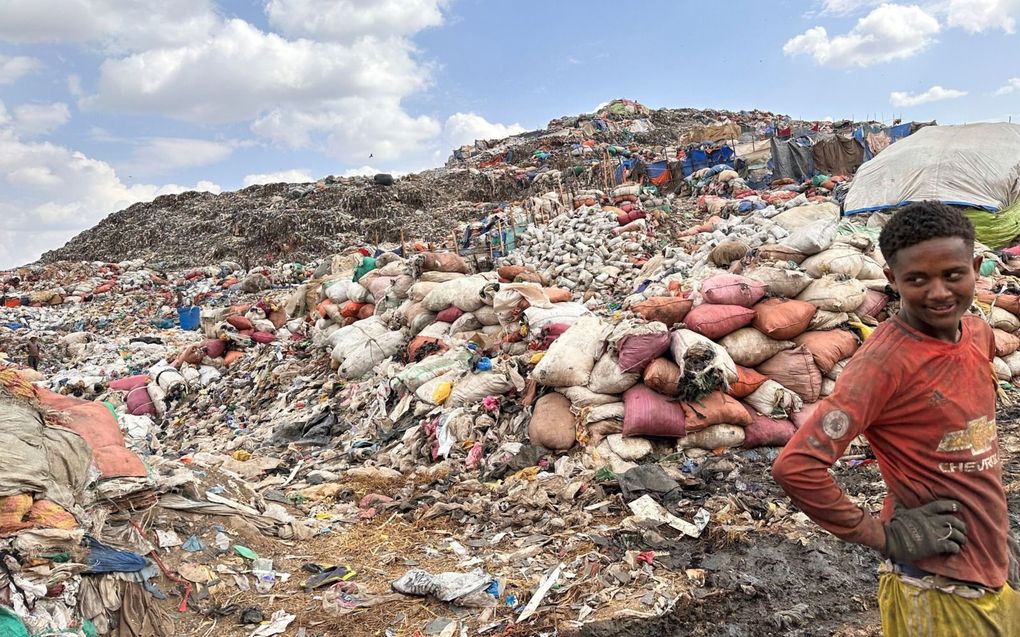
left=770, top=135, right=815, bottom=182
left=844, top=123, right=1020, bottom=248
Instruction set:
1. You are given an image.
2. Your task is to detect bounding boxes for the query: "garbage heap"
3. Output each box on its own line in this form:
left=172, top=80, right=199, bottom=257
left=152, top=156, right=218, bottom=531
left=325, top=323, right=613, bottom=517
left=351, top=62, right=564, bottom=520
left=0, top=368, right=166, bottom=637
left=2, top=169, right=1019, bottom=634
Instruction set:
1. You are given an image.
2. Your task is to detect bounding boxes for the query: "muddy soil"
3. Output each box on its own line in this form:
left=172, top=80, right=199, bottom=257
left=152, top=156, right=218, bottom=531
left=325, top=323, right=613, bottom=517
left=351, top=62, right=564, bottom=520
left=571, top=406, right=1020, bottom=637
left=573, top=533, right=880, bottom=637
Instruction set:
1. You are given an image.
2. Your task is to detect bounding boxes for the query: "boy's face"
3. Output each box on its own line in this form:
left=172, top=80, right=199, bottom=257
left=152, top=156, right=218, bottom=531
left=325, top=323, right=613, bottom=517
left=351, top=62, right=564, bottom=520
left=884, top=236, right=980, bottom=342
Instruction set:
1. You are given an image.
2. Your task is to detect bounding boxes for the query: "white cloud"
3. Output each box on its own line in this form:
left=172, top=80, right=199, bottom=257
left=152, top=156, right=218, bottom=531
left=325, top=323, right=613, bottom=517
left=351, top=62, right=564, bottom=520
left=443, top=112, right=526, bottom=148
left=341, top=165, right=383, bottom=177
left=995, top=77, right=1020, bottom=95
left=0, top=110, right=220, bottom=268
left=252, top=96, right=442, bottom=163
left=820, top=0, right=885, bottom=14
left=265, top=0, right=447, bottom=41
left=128, top=137, right=235, bottom=175
left=946, top=0, right=1018, bottom=33
left=889, top=85, right=968, bottom=106
left=243, top=169, right=315, bottom=186
left=78, top=16, right=446, bottom=164
left=82, top=20, right=431, bottom=123
left=0, top=0, right=219, bottom=53
left=784, top=4, right=941, bottom=67
left=12, top=102, right=71, bottom=135
left=0, top=54, right=42, bottom=84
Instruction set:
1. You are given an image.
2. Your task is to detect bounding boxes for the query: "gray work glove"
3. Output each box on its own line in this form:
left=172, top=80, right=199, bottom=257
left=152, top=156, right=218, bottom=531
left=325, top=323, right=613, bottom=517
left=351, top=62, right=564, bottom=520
left=1008, top=533, right=1020, bottom=589
left=883, top=500, right=968, bottom=563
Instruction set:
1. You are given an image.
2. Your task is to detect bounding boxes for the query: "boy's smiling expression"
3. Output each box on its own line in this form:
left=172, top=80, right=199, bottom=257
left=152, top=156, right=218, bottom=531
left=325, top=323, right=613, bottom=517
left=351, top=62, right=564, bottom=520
left=884, top=236, right=981, bottom=343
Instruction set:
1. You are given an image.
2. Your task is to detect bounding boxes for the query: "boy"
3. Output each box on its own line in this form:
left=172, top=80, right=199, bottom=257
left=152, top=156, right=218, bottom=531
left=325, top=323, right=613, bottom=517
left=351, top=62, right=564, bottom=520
left=772, top=201, right=1019, bottom=634
left=26, top=336, right=40, bottom=371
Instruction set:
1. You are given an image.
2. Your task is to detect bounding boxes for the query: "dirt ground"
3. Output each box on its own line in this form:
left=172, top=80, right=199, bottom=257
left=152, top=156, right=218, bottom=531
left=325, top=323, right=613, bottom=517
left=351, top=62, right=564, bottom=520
left=148, top=407, right=1020, bottom=637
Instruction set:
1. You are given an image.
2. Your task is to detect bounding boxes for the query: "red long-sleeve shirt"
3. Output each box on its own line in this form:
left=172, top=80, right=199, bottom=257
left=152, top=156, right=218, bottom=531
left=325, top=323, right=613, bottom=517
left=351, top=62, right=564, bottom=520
left=773, top=315, right=1008, bottom=588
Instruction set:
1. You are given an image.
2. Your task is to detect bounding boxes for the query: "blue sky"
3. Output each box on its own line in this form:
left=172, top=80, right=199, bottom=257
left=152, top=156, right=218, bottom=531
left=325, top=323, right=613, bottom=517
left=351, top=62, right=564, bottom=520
left=0, top=0, right=1018, bottom=268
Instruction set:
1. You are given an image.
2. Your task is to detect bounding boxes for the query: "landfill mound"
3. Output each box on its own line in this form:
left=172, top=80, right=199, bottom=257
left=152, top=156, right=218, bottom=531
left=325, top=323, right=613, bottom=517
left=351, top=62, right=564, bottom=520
left=40, top=100, right=796, bottom=269
left=3, top=104, right=1020, bottom=637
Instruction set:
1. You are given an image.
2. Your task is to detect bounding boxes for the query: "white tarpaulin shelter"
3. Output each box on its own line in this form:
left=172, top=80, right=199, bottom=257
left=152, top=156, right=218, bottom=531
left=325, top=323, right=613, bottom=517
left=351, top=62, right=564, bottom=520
left=844, top=123, right=1020, bottom=216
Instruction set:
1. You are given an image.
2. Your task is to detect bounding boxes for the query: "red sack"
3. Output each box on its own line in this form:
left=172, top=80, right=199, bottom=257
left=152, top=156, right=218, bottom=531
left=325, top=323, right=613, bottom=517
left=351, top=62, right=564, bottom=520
left=740, top=403, right=796, bottom=448
left=126, top=386, right=156, bottom=417
left=752, top=298, right=817, bottom=340
left=700, top=274, right=767, bottom=308
left=790, top=401, right=822, bottom=430
left=109, top=375, right=149, bottom=392
left=544, top=288, right=573, bottom=303
left=251, top=331, right=276, bottom=344
left=756, top=346, right=822, bottom=403
left=204, top=339, right=226, bottom=359
left=434, top=305, right=463, bottom=322
left=855, top=289, right=889, bottom=317
left=357, top=304, right=376, bottom=320
left=422, top=252, right=470, bottom=274
left=632, top=297, right=693, bottom=326
left=622, top=384, right=686, bottom=438
left=340, top=301, right=365, bottom=318
left=793, top=330, right=859, bottom=374
left=681, top=391, right=752, bottom=432
left=727, top=366, right=768, bottom=398
left=617, top=332, right=671, bottom=373
left=226, top=315, right=253, bottom=331
left=408, top=336, right=447, bottom=361
left=497, top=265, right=533, bottom=282
left=993, top=328, right=1020, bottom=357
left=683, top=304, right=756, bottom=340
left=642, top=358, right=681, bottom=397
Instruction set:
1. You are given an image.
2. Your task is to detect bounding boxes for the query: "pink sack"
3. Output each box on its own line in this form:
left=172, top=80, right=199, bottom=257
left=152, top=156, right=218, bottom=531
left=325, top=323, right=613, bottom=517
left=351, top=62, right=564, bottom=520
left=700, top=274, right=768, bottom=308
left=110, top=375, right=148, bottom=392
left=251, top=331, right=277, bottom=344
left=622, top=384, right=686, bottom=438
left=855, top=289, right=889, bottom=317
left=617, top=332, right=672, bottom=373
left=790, top=401, right=822, bottom=430
left=683, top=304, right=756, bottom=340
left=535, top=323, right=571, bottom=350
left=126, top=386, right=156, bottom=416
left=741, top=403, right=797, bottom=448
left=436, top=306, right=464, bottom=323
left=204, top=338, right=226, bottom=359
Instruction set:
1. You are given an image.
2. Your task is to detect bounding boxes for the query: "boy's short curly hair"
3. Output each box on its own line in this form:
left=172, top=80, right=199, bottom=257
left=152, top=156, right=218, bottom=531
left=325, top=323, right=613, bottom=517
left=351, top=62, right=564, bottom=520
left=878, top=201, right=976, bottom=266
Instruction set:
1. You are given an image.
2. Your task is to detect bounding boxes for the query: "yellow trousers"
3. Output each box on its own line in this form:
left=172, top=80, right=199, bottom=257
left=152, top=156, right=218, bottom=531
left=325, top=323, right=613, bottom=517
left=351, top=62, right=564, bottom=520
left=879, top=572, right=1020, bottom=636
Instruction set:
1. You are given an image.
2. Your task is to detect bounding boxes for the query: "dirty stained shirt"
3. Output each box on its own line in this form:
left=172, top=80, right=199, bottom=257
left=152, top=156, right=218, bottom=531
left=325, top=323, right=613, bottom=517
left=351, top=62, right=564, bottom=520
left=773, top=315, right=1008, bottom=588
left=26, top=341, right=40, bottom=358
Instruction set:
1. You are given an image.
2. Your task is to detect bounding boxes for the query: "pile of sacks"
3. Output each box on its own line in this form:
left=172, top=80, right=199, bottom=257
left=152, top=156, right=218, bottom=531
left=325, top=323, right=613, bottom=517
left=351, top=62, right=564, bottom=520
left=500, top=202, right=657, bottom=304
left=276, top=195, right=1020, bottom=469
left=976, top=277, right=1020, bottom=383
left=603, top=200, right=894, bottom=453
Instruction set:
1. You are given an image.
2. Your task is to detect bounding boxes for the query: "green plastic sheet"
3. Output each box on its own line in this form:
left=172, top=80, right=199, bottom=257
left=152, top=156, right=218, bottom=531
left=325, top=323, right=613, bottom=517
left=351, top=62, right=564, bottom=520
left=964, top=199, right=1020, bottom=250
left=0, top=607, right=28, bottom=637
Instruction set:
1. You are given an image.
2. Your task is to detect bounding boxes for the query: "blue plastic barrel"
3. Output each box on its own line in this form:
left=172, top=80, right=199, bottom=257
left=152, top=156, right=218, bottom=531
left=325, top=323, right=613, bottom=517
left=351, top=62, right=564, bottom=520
left=177, top=306, right=201, bottom=331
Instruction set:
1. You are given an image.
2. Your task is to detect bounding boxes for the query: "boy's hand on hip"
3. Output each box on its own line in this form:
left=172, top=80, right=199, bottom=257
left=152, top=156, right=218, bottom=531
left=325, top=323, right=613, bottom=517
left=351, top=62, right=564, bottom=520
left=883, top=500, right=968, bottom=563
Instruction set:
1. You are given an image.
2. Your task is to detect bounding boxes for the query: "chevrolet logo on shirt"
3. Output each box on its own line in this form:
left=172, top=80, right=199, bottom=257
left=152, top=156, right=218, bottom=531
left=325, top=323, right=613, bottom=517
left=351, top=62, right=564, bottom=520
left=937, top=416, right=997, bottom=456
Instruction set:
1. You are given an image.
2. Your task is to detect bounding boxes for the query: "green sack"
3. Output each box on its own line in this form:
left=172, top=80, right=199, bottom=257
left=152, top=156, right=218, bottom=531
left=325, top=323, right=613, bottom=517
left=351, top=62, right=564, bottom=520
left=0, top=607, right=29, bottom=637
left=353, top=256, right=377, bottom=283
left=964, top=199, right=1020, bottom=250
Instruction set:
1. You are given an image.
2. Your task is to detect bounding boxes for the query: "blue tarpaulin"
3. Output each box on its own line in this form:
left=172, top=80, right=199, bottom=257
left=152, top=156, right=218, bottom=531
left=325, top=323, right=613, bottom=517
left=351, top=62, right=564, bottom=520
left=680, top=146, right=734, bottom=176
